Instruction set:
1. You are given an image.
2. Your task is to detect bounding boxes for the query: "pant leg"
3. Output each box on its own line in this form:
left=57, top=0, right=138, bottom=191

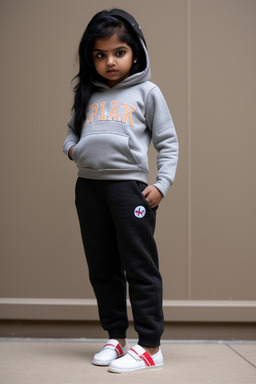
left=75, top=178, right=128, bottom=339
left=105, top=180, right=164, bottom=347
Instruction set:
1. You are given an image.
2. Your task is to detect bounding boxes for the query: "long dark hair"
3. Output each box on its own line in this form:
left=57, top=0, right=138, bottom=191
left=72, top=10, right=147, bottom=137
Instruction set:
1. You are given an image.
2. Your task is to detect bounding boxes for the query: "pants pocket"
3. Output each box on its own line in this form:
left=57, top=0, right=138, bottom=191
left=135, top=181, right=158, bottom=213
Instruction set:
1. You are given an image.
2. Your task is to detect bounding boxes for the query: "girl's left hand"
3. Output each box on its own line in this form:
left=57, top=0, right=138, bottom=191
left=142, top=185, right=163, bottom=208
left=68, top=145, right=76, bottom=160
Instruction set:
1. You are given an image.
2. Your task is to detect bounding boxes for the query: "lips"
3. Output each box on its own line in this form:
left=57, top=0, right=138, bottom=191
left=107, top=69, right=118, bottom=75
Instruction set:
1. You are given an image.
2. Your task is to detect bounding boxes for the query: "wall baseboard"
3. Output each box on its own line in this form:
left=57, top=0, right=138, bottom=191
left=0, top=320, right=255, bottom=340
left=1, top=298, right=256, bottom=322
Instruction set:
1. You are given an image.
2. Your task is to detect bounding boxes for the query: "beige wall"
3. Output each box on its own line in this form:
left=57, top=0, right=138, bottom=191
left=1, top=0, right=256, bottom=336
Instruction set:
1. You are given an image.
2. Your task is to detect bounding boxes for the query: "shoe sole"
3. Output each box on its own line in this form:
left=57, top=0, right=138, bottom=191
left=108, top=363, right=164, bottom=374
left=92, top=360, right=110, bottom=366
left=92, top=353, right=127, bottom=366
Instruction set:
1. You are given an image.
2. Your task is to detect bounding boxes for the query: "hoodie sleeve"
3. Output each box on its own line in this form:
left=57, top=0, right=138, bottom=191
left=63, top=114, right=79, bottom=159
left=145, top=86, right=179, bottom=196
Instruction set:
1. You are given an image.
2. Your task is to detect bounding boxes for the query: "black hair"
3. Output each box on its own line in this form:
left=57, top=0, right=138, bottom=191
left=72, top=9, right=147, bottom=137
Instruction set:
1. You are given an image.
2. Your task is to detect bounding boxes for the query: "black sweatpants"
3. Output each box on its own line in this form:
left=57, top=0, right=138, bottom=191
left=75, top=178, right=164, bottom=347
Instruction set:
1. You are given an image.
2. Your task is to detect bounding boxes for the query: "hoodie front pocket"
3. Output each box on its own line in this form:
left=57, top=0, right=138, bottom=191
left=73, top=132, right=139, bottom=170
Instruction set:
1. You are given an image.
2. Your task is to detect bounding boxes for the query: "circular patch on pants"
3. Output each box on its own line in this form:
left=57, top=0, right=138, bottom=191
left=134, top=205, right=146, bottom=218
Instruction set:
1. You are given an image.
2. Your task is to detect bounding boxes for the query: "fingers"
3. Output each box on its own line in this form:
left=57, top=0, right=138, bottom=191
left=68, top=145, right=76, bottom=160
left=141, top=185, right=151, bottom=197
left=141, top=185, right=163, bottom=208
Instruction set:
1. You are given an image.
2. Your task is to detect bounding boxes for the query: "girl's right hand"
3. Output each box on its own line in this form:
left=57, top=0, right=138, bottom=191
left=68, top=145, right=76, bottom=160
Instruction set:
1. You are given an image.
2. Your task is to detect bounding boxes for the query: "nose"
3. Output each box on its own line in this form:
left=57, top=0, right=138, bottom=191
left=106, top=55, right=116, bottom=66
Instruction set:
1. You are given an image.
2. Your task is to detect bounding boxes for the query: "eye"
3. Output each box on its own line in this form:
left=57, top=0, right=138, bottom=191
left=95, top=52, right=105, bottom=59
left=116, top=50, right=126, bottom=57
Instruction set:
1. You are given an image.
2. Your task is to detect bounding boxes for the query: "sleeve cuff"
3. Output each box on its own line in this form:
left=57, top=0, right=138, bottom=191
left=153, top=178, right=172, bottom=197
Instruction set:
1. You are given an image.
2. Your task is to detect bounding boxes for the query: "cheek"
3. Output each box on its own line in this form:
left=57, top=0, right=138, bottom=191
left=94, top=61, right=103, bottom=73
left=126, top=56, right=134, bottom=70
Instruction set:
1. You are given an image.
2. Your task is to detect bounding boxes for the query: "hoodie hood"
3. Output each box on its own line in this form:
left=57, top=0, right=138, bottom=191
left=93, top=9, right=151, bottom=89
left=108, top=9, right=147, bottom=47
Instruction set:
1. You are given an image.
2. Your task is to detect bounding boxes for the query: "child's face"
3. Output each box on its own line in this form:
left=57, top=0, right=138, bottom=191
left=92, top=33, right=135, bottom=87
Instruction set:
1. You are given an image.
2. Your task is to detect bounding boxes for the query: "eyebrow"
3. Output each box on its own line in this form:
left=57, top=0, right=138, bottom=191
left=92, top=46, right=128, bottom=53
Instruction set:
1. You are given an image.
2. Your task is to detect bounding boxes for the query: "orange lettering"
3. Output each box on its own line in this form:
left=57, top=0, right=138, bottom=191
left=99, top=102, right=106, bottom=120
left=107, top=101, right=119, bottom=121
left=122, top=103, right=136, bottom=127
left=88, top=104, right=98, bottom=123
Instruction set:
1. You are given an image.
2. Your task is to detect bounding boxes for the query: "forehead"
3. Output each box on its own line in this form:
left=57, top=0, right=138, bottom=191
left=93, top=33, right=130, bottom=51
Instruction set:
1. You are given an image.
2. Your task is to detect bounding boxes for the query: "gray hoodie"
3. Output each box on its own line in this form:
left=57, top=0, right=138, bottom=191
left=63, top=40, right=178, bottom=196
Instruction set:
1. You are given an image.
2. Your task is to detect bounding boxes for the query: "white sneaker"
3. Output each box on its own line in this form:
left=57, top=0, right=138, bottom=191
left=108, top=344, right=164, bottom=373
left=92, top=339, right=129, bottom=366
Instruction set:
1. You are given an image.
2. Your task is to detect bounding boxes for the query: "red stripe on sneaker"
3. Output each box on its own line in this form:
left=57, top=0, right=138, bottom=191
left=141, top=352, right=155, bottom=366
left=130, top=348, right=139, bottom=356
left=115, top=343, right=123, bottom=356
left=104, top=343, right=123, bottom=356
left=104, top=343, right=115, bottom=348
left=130, top=348, right=155, bottom=367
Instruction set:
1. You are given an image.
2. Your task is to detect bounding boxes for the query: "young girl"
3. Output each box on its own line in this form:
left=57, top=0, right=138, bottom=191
left=63, top=9, right=178, bottom=373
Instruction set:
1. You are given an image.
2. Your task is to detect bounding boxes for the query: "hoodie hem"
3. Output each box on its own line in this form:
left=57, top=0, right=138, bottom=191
left=77, top=168, right=149, bottom=184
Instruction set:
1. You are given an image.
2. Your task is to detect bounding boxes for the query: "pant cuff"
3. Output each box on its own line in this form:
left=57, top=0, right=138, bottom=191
left=138, top=335, right=161, bottom=348
left=108, top=329, right=127, bottom=340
